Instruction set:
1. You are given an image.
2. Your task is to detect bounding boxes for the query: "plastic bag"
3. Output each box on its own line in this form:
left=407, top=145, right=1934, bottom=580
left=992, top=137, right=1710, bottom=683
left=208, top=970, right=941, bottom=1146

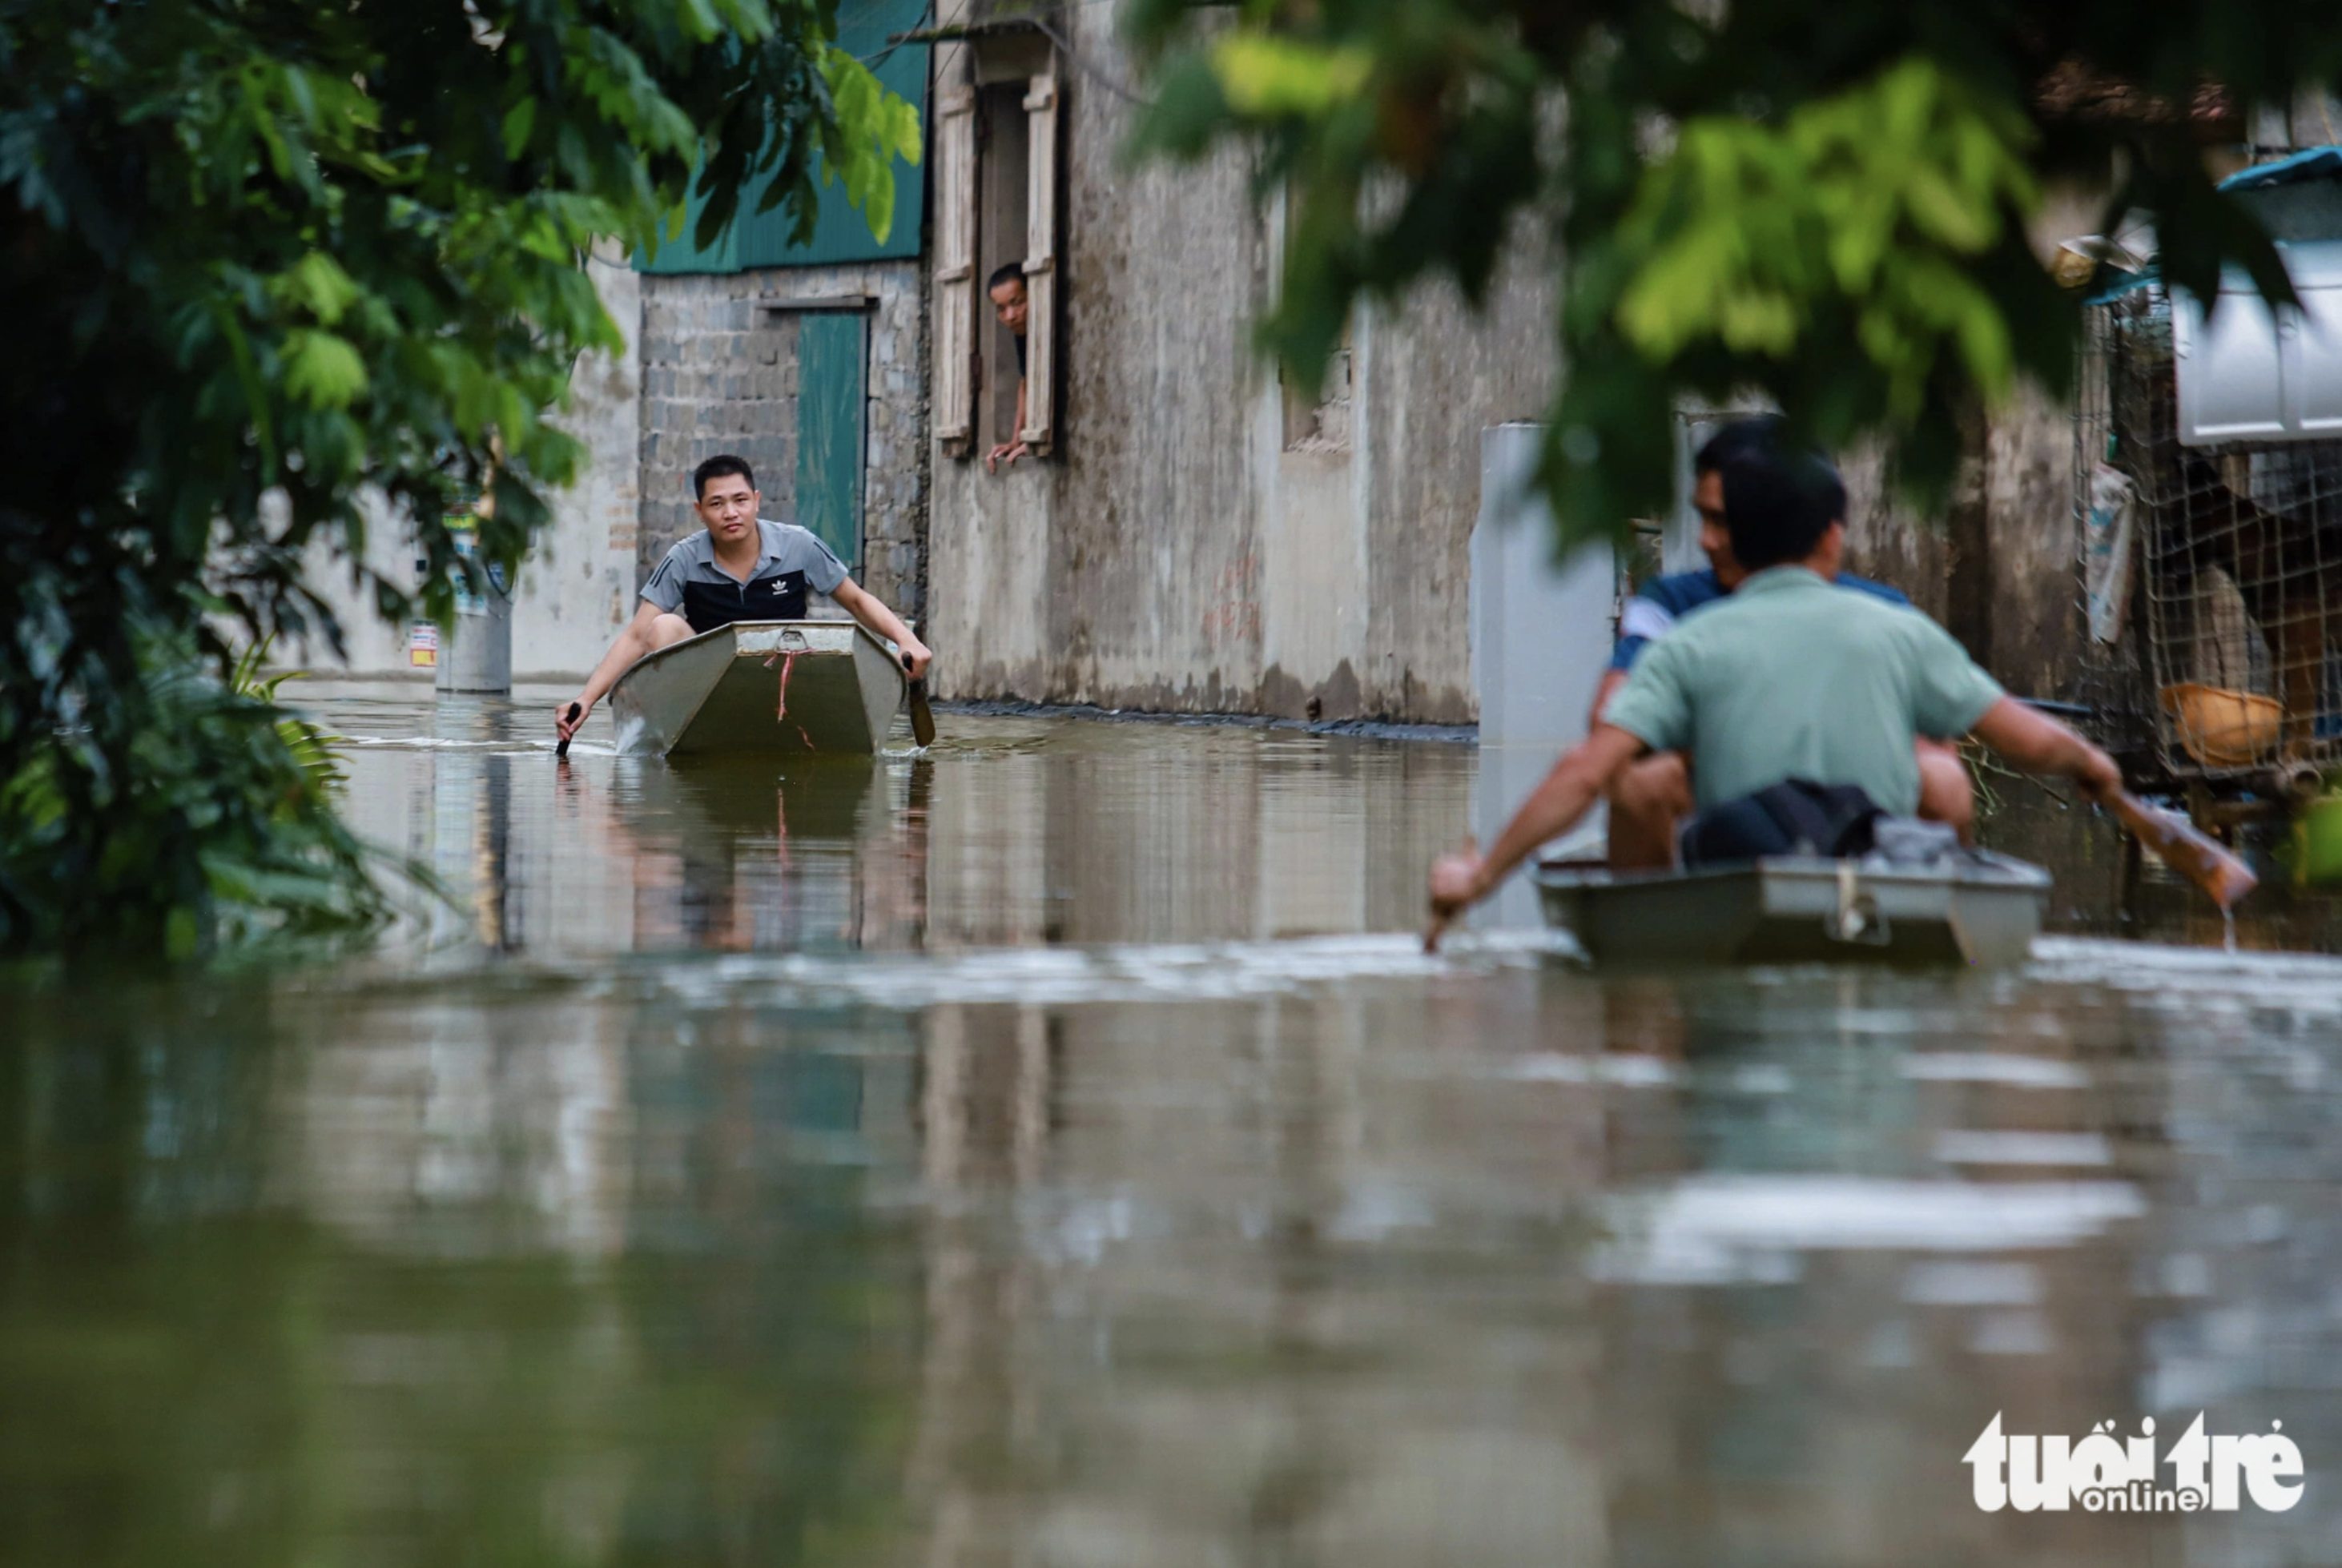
left=2084, top=464, right=2135, bottom=645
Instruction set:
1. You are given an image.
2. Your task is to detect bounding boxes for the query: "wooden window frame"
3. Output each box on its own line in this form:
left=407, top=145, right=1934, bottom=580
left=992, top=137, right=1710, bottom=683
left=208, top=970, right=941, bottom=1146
left=932, top=86, right=978, bottom=456
left=933, top=42, right=1065, bottom=463
left=1017, top=72, right=1060, bottom=453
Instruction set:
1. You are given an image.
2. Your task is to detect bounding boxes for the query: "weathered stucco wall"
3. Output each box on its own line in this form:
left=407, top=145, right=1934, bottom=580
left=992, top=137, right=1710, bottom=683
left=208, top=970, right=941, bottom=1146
left=1980, top=380, right=2086, bottom=700
left=924, top=6, right=1555, bottom=723
left=1834, top=187, right=2103, bottom=702
left=1836, top=445, right=1949, bottom=626
left=513, top=256, right=644, bottom=676
left=636, top=259, right=928, bottom=617
left=1835, top=401, right=2082, bottom=705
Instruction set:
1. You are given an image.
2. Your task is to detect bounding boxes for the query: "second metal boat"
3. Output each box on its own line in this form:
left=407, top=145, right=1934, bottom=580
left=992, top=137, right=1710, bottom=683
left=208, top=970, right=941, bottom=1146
left=1534, top=850, right=2052, bottom=968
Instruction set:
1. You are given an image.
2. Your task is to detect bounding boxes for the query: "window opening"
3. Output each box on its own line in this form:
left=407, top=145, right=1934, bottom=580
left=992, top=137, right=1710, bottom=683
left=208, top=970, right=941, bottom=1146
left=976, top=82, right=1030, bottom=452
left=936, top=35, right=1064, bottom=461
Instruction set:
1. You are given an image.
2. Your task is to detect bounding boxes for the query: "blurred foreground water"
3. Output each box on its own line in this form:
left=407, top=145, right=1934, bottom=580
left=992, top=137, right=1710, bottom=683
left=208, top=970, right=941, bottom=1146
left=5, top=688, right=2342, bottom=1566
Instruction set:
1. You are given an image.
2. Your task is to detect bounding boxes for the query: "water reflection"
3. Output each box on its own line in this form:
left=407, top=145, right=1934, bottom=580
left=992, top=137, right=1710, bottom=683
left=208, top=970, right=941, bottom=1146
left=2, top=690, right=2340, bottom=1566
left=338, top=691, right=1471, bottom=959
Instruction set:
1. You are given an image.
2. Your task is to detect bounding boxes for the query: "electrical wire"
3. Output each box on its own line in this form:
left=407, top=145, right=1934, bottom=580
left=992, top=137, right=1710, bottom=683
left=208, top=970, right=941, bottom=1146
left=1026, top=10, right=1153, bottom=107
left=854, top=0, right=934, bottom=70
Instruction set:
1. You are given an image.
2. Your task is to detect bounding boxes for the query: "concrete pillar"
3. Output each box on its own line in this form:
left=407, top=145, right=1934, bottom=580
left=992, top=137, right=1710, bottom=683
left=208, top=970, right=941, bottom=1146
left=1468, top=423, right=1616, bottom=929
left=436, top=537, right=514, bottom=694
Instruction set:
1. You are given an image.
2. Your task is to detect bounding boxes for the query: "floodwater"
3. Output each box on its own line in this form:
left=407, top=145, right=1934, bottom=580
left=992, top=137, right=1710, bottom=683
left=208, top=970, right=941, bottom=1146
left=5, top=685, right=2342, bottom=1567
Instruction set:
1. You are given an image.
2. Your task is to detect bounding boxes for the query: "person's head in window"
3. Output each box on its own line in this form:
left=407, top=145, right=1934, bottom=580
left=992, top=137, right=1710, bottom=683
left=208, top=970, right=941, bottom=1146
left=988, top=263, right=1028, bottom=336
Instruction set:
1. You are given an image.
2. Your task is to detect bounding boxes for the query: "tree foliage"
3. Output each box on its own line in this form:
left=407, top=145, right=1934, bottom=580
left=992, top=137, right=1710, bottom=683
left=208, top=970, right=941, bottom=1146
left=1129, top=0, right=2342, bottom=544
left=0, top=0, right=916, bottom=957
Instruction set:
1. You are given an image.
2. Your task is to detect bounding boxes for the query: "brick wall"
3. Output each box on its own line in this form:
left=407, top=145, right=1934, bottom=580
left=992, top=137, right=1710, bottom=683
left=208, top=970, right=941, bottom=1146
left=636, top=259, right=929, bottom=618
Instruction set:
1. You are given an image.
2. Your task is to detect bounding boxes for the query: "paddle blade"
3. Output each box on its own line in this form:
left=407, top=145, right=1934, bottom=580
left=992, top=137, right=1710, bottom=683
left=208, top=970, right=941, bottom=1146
left=2111, top=792, right=2257, bottom=911
left=903, top=655, right=936, bottom=747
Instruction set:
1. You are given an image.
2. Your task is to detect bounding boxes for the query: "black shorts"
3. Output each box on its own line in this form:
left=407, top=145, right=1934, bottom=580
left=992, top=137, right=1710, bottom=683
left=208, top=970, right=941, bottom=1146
left=1679, top=779, right=1883, bottom=866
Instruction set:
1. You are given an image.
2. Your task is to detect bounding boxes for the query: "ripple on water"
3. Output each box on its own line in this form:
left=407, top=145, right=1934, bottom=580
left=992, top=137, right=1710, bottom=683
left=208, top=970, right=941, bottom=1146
left=645, top=929, right=1575, bottom=1011
left=1591, top=1176, right=2148, bottom=1287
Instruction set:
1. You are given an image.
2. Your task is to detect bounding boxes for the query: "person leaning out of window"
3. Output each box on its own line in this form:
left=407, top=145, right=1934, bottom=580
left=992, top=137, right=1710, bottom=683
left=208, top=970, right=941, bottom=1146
left=987, top=262, right=1030, bottom=473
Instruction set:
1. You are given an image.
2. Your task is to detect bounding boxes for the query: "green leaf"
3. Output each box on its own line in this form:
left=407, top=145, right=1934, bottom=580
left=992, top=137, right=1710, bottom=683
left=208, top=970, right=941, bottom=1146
left=1209, top=34, right=1373, bottom=118
left=501, top=97, right=537, bottom=159
left=818, top=49, right=919, bottom=243
left=282, top=329, right=368, bottom=409
left=276, top=252, right=361, bottom=326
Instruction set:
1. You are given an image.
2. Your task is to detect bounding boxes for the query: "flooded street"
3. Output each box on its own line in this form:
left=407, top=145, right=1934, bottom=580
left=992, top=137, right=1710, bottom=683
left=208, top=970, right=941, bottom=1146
left=6, top=689, right=2342, bottom=1566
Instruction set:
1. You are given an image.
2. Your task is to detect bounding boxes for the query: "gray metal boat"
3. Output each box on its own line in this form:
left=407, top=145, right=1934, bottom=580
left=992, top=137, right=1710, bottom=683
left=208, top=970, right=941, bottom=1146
left=1533, top=849, right=2052, bottom=968
left=607, top=620, right=907, bottom=757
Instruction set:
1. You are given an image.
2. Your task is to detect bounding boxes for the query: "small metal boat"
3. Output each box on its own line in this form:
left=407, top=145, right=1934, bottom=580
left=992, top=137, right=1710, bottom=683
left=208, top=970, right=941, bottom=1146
left=1534, top=850, right=2052, bottom=968
left=608, top=620, right=907, bottom=757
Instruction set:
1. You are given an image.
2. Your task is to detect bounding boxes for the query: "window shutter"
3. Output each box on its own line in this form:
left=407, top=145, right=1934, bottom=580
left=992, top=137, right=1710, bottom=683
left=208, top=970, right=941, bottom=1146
left=932, top=86, right=978, bottom=455
left=1019, top=74, right=1060, bottom=452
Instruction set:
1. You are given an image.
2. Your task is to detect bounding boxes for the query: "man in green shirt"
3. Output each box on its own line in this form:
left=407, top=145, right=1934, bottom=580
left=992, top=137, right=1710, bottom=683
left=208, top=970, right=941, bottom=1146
left=1427, top=438, right=2122, bottom=935
left=1592, top=416, right=1973, bottom=867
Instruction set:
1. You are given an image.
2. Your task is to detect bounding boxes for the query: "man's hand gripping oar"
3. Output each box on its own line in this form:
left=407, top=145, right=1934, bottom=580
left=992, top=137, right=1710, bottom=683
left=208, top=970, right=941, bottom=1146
left=1980, top=700, right=2256, bottom=913
left=903, top=653, right=936, bottom=747
left=1424, top=836, right=1480, bottom=953
left=1423, top=726, right=1646, bottom=955
left=2107, top=790, right=2257, bottom=911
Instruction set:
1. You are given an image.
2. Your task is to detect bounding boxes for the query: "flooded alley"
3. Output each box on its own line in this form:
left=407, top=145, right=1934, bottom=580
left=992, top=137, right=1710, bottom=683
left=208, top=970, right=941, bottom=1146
left=5, top=693, right=2341, bottom=1567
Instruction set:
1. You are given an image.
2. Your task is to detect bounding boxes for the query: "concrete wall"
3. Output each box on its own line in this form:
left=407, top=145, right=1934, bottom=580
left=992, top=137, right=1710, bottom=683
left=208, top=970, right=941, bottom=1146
left=1796, top=409, right=2078, bottom=706
left=519, top=258, right=644, bottom=676
left=635, top=260, right=928, bottom=619
left=1832, top=398, right=2082, bottom=710
left=293, top=257, right=644, bottom=681
left=924, top=6, right=1556, bottom=724
left=1978, top=380, right=2086, bottom=701
left=1832, top=187, right=2106, bottom=703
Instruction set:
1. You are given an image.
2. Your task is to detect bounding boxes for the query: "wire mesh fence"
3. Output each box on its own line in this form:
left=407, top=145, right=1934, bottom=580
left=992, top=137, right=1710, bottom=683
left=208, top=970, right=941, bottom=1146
left=2078, top=287, right=2342, bottom=786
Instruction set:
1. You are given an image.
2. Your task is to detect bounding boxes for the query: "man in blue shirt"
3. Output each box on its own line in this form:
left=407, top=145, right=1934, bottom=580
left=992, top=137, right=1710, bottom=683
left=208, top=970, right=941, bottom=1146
left=1589, top=419, right=1974, bottom=868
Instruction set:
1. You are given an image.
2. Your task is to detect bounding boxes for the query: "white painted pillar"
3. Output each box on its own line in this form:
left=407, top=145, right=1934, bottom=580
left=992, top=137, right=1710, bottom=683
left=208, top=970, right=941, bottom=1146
left=1468, top=424, right=1617, bottom=929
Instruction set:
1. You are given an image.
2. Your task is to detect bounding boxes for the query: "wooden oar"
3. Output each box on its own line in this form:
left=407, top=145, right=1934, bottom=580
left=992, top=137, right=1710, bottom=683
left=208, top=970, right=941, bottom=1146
left=903, top=654, right=936, bottom=748
left=556, top=701, right=581, bottom=761
left=2108, top=790, right=2256, bottom=911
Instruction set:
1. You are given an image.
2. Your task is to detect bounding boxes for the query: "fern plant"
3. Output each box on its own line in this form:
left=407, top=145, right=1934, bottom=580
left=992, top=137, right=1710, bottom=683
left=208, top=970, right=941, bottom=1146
left=228, top=637, right=347, bottom=794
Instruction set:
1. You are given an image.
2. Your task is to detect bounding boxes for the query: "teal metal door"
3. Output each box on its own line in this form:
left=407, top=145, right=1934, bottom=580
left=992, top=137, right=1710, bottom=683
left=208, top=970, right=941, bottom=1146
left=795, top=312, right=867, bottom=568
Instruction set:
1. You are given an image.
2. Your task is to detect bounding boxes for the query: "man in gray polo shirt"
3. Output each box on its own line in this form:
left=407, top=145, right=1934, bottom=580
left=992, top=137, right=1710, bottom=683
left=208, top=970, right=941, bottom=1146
left=1425, top=437, right=2123, bottom=939
left=556, top=454, right=932, bottom=746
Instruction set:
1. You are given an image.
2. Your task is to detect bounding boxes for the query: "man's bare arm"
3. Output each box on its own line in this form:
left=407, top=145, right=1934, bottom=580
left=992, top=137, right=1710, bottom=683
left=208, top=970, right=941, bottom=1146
left=1967, top=698, right=2121, bottom=803
left=831, top=578, right=933, bottom=679
left=558, top=600, right=667, bottom=742
left=986, top=378, right=1032, bottom=472
left=1587, top=667, right=1628, bottom=730
left=1427, top=722, right=1649, bottom=943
